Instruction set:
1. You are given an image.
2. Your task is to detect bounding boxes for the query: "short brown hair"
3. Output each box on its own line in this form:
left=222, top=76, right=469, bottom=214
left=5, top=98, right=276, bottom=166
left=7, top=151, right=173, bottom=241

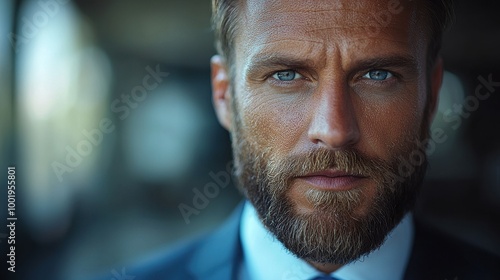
left=212, top=0, right=454, bottom=69
left=212, top=0, right=241, bottom=67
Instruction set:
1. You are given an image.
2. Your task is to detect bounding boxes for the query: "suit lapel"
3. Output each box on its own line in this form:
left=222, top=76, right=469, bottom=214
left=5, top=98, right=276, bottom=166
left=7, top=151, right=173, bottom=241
left=187, top=202, right=244, bottom=280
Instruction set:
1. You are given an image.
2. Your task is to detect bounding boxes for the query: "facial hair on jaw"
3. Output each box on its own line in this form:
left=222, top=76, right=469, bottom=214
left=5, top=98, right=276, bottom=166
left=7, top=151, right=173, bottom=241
left=230, top=106, right=428, bottom=264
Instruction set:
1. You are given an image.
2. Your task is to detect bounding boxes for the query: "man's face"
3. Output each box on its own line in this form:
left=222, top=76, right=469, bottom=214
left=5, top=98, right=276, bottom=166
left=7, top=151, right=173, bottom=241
left=212, top=0, right=442, bottom=268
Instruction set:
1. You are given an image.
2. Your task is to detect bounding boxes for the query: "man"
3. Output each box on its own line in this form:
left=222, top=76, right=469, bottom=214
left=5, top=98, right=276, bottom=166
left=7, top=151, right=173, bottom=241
left=123, top=0, right=500, bottom=279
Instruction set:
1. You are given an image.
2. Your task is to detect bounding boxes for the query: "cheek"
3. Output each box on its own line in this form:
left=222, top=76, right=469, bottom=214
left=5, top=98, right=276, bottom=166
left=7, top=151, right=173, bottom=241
left=355, top=86, right=427, bottom=160
left=237, top=89, right=310, bottom=152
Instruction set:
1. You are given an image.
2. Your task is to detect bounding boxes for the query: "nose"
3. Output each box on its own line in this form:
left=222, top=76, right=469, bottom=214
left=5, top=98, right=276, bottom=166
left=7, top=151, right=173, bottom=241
left=307, top=82, right=360, bottom=149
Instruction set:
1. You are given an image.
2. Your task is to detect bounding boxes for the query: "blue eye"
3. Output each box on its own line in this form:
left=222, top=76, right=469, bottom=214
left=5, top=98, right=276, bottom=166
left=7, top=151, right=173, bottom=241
left=363, top=70, right=393, bottom=81
left=272, top=70, right=302, bottom=81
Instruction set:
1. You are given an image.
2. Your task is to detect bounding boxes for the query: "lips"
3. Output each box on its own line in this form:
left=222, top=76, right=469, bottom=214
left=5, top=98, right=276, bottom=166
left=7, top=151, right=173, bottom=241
left=295, top=169, right=368, bottom=191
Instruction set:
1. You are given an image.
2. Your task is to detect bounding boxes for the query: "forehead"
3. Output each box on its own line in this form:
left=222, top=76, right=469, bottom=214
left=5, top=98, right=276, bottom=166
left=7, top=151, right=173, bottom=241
left=235, top=0, right=427, bottom=67
left=243, top=1, right=391, bottom=39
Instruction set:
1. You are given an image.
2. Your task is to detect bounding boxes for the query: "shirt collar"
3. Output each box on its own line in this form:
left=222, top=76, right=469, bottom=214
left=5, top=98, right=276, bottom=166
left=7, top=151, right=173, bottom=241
left=240, top=201, right=414, bottom=280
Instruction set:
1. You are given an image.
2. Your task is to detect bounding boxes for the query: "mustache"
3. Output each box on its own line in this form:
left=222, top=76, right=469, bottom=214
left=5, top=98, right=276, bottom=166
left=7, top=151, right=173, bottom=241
left=266, top=148, right=394, bottom=185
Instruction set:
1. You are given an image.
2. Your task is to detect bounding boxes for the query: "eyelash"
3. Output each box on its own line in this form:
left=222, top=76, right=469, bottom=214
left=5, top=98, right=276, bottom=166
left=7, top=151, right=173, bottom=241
left=359, top=69, right=399, bottom=86
left=271, top=70, right=302, bottom=79
left=266, top=69, right=400, bottom=87
left=363, top=70, right=392, bottom=79
left=266, top=70, right=306, bottom=87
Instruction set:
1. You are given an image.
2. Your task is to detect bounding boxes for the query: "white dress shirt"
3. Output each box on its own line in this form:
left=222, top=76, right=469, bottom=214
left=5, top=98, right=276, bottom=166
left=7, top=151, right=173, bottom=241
left=239, top=201, right=414, bottom=280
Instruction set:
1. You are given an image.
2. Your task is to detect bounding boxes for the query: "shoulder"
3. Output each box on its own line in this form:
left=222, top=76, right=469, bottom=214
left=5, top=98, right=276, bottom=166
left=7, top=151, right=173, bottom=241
left=404, top=218, right=500, bottom=280
left=124, top=234, right=209, bottom=280
left=95, top=203, right=245, bottom=280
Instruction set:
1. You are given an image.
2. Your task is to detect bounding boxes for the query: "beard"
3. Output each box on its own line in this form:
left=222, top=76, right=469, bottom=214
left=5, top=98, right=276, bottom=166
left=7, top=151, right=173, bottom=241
left=230, top=106, right=428, bottom=265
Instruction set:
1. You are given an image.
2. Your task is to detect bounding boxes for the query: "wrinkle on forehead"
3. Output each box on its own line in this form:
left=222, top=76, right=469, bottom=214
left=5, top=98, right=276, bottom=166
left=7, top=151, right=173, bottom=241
left=245, top=0, right=374, bottom=35
left=246, top=0, right=360, bottom=15
left=240, top=0, right=419, bottom=44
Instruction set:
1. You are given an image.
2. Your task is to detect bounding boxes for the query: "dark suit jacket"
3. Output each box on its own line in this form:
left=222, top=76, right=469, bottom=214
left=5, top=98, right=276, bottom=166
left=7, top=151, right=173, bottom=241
left=113, top=203, right=500, bottom=280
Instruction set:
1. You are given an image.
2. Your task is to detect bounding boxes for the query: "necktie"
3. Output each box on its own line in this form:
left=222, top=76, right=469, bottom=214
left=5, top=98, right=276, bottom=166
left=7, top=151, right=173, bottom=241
left=310, top=276, right=341, bottom=280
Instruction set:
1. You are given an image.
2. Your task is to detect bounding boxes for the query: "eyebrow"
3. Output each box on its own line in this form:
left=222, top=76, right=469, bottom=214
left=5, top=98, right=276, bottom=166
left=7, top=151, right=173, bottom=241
left=245, top=55, right=318, bottom=77
left=245, top=54, right=419, bottom=77
left=350, top=55, right=419, bottom=74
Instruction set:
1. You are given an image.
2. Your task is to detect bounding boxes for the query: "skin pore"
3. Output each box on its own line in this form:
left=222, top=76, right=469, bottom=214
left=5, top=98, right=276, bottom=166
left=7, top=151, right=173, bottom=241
left=212, top=0, right=443, bottom=274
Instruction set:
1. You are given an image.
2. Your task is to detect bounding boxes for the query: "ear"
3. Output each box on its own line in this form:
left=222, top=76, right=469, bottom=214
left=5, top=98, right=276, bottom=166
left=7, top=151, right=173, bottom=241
left=211, top=55, right=233, bottom=131
left=427, top=56, right=444, bottom=122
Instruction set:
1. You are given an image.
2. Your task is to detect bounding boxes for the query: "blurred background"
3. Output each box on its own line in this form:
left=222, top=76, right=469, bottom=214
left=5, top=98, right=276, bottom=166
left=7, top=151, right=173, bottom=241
left=0, top=0, right=499, bottom=279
